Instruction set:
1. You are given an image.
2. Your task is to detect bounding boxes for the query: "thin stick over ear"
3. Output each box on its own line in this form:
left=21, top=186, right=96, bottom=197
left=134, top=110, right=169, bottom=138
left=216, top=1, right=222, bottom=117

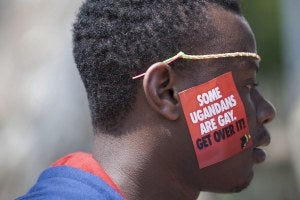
left=143, top=62, right=180, bottom=120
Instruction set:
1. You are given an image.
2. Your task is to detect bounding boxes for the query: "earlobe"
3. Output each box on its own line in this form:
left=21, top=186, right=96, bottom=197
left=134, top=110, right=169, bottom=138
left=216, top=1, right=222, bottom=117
left=143, top=62, right=180, bottom=120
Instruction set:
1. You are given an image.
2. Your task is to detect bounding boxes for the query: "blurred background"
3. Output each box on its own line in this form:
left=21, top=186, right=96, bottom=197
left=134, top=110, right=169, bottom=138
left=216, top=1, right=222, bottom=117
left=0, top=0, right=299, bottom=199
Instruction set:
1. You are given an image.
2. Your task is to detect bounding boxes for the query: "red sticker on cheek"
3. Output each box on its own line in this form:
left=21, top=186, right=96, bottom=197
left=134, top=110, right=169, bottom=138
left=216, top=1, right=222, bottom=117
left=179, top=72, right=252, bottom=169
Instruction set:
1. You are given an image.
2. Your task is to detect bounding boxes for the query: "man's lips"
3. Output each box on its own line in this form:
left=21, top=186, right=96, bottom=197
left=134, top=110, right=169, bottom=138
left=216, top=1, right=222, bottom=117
left=252, top=128, right=271, bottom=164
left=252, top=147, right=266, bottom=163
left=255, top=129, right=271, bottom=147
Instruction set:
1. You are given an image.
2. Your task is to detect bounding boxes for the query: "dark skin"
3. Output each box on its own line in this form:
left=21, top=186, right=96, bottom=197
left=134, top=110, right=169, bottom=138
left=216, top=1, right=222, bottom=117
left=92, top=5, right=276, bottom=200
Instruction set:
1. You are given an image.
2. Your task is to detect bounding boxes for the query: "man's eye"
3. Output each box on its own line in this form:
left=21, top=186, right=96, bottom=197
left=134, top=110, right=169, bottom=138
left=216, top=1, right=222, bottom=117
left=245, top=82, right=259, bottom=91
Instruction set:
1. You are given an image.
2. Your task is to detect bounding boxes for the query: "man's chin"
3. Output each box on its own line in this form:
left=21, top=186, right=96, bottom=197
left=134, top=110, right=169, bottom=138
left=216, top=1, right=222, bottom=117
left=224, top=170, right=253, bottom=193
left=210, top=181, right=251, bottom=194
left=229, top=179, right=251, bottom=193
left=207, top=170, right=254, bottom=194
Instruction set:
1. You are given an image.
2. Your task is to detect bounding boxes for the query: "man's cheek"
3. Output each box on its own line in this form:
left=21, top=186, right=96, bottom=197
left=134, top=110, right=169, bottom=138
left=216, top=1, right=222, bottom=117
left=179, top=72, right=253, bottom=169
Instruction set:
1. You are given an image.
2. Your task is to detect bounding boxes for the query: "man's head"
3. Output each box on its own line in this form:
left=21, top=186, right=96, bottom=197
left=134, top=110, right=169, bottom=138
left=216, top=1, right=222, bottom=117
left=73, top=0, right=241, bottom=130
left=73, top=0, right=275, bottom=196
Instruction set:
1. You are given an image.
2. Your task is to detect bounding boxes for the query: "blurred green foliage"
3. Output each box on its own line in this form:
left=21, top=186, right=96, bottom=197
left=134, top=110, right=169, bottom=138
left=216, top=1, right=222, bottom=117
left=241, top=0, right=282, bottom=79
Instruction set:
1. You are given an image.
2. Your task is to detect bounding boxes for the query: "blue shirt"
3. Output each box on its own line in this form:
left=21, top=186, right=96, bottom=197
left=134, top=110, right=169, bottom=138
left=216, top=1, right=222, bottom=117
left=16, top=162, right=124, bottom=199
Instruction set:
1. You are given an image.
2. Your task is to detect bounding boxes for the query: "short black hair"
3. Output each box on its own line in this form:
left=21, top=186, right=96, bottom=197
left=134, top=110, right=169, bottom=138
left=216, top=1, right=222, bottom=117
left=73, top=0, right=241, bottom=131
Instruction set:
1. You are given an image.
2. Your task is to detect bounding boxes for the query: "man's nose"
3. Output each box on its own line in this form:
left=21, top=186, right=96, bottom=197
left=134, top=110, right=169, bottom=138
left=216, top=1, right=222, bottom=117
left=255, top=90, right=276, bottom=124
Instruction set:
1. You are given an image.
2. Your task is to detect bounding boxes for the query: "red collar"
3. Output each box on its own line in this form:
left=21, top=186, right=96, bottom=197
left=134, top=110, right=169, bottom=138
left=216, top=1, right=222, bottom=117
left=51, top=152, right=124, bottom=198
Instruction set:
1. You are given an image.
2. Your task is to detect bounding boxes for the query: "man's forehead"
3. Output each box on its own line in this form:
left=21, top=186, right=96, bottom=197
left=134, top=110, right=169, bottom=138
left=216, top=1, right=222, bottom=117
left=208, top=5, right=257, bottom=55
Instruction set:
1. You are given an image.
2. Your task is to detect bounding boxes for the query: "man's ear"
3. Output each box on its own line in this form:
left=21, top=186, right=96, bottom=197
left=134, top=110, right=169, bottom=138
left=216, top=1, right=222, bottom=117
left=143, top=62, right=180, bottom=120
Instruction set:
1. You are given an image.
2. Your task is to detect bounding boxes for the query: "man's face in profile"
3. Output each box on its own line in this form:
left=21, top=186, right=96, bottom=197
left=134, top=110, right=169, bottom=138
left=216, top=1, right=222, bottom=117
left=171, top=5, right=275, bottom=193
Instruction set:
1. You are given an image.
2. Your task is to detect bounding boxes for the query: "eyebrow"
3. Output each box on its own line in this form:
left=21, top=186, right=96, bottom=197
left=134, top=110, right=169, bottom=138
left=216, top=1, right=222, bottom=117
left=239, top=58, right=260, bottom=73
left=132, top=51, right=261, bottom=79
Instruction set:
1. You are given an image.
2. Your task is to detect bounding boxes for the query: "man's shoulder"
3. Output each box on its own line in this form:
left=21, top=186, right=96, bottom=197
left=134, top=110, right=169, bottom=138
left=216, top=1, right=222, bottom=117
left=16, top=166, right=124, bottom=200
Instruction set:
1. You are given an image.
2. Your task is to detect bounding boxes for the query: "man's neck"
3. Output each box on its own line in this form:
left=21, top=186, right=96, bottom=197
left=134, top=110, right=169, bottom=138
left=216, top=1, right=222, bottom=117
left=92, top=128, right=200, bottom=200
